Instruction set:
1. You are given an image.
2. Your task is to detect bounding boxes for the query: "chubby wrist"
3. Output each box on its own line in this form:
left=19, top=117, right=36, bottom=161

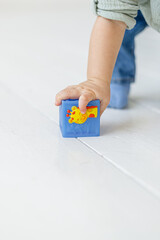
left=87, top=77, right=110, bottom=85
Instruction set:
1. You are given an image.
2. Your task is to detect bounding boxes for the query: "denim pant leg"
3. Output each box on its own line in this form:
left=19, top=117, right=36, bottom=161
left=111, top=10, right=148, bottom=84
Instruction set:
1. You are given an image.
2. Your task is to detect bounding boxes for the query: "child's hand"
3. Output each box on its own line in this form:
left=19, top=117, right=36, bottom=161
left=55, top=79, right=110, bottom=116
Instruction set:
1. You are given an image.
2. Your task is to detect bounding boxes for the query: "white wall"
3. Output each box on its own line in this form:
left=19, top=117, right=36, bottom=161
left=0, top=0, right=87, bottom=11
left=0, top=0, right=86, bottom=4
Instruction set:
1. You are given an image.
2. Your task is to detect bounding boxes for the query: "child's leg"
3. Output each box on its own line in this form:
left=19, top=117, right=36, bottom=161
left=108, top=10, right=148, bottom=109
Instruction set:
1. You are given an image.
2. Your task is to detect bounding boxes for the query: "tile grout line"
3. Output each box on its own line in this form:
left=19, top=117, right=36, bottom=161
left=130, top=99, right=160, bottom=114
left=77, top=138, right=160, bottom=201
left=1, top=81, right=160, bottom=201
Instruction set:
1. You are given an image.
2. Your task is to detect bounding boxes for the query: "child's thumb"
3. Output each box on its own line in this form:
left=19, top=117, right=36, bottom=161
left=79, top=92, right=95, bottom=114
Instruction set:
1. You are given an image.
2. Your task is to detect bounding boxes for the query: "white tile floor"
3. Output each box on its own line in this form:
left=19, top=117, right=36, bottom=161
left=0, top=2, right=160, bottom=239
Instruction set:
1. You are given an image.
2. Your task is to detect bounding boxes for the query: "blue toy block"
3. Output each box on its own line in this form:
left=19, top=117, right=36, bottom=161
left=59, top=99, right=100, bottom=138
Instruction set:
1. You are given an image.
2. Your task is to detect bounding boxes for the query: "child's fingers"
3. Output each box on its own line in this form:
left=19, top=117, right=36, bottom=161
left=100, top=100, right=109, bottom=116
left=55, top=87, right=80, bottom=106
left=79, top=91, right=96, bottom=114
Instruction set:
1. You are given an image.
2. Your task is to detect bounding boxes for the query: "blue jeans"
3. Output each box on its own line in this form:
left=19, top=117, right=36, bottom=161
left=111, top=10, right=148, bottom=84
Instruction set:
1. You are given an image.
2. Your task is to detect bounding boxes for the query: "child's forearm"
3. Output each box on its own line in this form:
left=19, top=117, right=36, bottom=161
left=55, top=16, right=127, bottom=115
left=87, top=16, right=126, bottom=84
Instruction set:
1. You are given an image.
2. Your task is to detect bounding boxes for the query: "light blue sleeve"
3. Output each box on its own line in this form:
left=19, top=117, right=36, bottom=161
left=91, top=0, right=139, bottom=29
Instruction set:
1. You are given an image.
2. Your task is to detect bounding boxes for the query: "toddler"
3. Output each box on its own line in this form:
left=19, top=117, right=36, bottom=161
left=55, top=0, right=160, bottom=116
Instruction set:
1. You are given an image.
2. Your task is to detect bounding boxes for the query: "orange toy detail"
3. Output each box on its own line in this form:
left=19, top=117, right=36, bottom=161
left=66, top=106, right=98, bottom=124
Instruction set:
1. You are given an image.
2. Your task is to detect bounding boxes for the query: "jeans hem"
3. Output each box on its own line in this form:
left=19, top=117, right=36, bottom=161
left=111, top=78, right=135, bottom=84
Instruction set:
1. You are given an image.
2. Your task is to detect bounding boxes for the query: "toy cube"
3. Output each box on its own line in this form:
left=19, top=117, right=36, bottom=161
left=59, top=99, right=100, bottom=138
